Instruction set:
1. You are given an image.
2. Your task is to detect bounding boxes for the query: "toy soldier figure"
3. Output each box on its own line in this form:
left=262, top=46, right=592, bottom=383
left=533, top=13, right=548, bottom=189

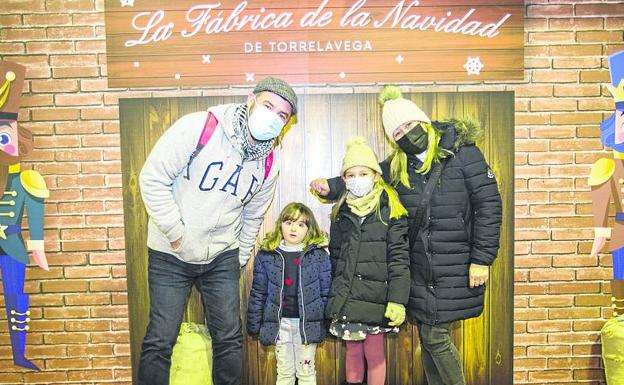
left=589, top=50, right=624, bottom=314
left=0, top=60, right=49, bottom=371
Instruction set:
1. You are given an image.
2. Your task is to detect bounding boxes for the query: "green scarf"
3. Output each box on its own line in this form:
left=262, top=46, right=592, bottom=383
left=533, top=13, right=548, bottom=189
left=346, top=184, right=383, bottom=217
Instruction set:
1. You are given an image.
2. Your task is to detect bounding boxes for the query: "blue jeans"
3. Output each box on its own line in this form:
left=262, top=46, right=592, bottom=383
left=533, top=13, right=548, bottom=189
left=138, top=248, right=242, bottom=385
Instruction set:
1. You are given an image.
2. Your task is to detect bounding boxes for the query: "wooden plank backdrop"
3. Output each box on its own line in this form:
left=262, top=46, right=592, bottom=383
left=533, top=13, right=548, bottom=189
left=120, top=91, right=514, bottom=385
left=104, top=0, right=524, bottom=87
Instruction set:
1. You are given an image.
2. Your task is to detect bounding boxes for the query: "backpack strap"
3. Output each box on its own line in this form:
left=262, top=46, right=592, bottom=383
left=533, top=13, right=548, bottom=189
left=264, top=151, right=274, bottom=181
left=184, top=112, right=218, bottom=180
left=408, top=157, right=449, bottom=248
left=185, top=111, right=274, bottom=182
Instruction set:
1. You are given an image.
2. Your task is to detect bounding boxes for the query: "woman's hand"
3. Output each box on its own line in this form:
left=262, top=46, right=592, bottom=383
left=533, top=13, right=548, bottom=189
left=469, top=263, right=489, bottom=288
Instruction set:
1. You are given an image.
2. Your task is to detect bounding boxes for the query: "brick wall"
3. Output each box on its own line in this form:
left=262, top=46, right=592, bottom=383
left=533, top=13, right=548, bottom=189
left=0, top=0, right=622, bottom=384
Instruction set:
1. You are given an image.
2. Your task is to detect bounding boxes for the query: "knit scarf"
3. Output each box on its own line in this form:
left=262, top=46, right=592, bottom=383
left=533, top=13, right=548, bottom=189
left=346, top=184, right=383, bottom=217
left=233, top=104, right=275, bottom=161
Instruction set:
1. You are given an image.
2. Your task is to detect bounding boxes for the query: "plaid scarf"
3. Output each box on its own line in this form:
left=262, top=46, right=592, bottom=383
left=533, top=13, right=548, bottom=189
left=233, top=104, right=275, bottom=161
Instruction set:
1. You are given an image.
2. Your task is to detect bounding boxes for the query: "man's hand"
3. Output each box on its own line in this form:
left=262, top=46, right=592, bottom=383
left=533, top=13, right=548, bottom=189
left=171, top=237, right=182, bottom=251
left=469, top=263, right=489, bottom=288
left=590, top=236, right=607, bottom=257
left=32, top=250, right=49, bottom=271
left=384, top=302, right=406, bottom=326
left=309, top=178, right=330, bottom=196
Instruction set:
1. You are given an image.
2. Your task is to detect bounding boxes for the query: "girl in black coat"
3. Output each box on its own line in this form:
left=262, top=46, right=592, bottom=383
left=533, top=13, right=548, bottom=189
left=325, top=137, right=410, bottom=385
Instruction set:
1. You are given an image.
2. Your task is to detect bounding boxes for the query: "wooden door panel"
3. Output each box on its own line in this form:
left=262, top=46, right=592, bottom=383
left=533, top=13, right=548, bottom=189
left=120, top=91, right=514, bottom=385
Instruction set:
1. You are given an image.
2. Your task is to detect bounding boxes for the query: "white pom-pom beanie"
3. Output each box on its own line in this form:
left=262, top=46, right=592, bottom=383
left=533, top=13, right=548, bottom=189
left=379, top=86, right=431, bottom=140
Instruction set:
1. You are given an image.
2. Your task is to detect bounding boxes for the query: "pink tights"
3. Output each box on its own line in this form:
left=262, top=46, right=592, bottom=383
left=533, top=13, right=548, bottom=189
left=345, top=333, right=386, bottom=385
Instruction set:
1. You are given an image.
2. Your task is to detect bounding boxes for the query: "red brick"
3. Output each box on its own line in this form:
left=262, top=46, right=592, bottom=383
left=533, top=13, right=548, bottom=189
left=528, top=369, right=573, bottom=382
left=44, top=306, right=90, bottom=319
left=527, top=345, right=571, bottom=357
left=31, top=107, right=81, bottom=121
left=41, top=280, right=88, bottom=293
left=549, top=18, right=603, bottom=31
left=527, top=5, right=573, bottom=18
left=55, top=93, right=102, bottom=106
left=26, top=41, right=74, bottom=54
left=66, top=320, right=111, bottom=332
left=67, top=344, right=114, bottom=357
left=532, top=69, right=578, bottom=83
left=529, top=32, right=575, bottom=44
left=576, top=4, right=624, bottom=17
left=44, top=332, right=90, bottom=345
left=64, top=293, right=110, bottom=306
left=53, top=66, right=101, bottom=78
left=0, top=42, right=25, bottom=54
left=64, top=266, right=110, bottom=279
left=47, top=26, right=95, bottom=40
left=24, top=13, right=72, bottom=25
left=23, top=371, right=68, bottom=383
left=1, top=28, right=46, bottom=41
left=68, top=369, right=114, bottom=381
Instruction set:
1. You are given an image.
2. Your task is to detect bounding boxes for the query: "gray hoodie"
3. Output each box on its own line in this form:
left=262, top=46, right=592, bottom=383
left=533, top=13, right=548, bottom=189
left=139, top=103, right=279, bottom=266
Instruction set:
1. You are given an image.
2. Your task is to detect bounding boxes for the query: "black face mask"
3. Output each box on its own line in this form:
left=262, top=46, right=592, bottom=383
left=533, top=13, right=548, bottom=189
left=396, top=124, right=428, bottom=155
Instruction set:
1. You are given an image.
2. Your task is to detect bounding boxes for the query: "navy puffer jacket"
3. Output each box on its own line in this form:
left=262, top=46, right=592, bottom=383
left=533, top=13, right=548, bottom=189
left=246, top=245, right=332, bottom=345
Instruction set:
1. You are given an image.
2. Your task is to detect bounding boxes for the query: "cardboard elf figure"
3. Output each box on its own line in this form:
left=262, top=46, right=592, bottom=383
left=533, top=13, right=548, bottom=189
left=0, top=61, right=49, bottom=371
left=589, top=50, right=624, bottom=385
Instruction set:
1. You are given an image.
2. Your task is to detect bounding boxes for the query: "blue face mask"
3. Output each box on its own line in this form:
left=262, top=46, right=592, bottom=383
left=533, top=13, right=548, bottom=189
left=248, top=101, right=285, bottom=141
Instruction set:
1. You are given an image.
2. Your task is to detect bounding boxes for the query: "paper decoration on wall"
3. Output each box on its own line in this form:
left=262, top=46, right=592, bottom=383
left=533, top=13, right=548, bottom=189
left=588, top=50, right=624, bottom=383
left=0, top=61, right=50, bottom=371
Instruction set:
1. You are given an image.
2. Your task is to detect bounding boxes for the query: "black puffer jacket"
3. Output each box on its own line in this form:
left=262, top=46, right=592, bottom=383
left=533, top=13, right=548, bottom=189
left=326, top=192, right=410, bottom=326
left=327, top=121, right=502, bottom=325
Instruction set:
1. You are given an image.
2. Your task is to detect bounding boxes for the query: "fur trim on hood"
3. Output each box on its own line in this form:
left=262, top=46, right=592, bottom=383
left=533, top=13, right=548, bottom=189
left=433, top=117, right=484, bottom=151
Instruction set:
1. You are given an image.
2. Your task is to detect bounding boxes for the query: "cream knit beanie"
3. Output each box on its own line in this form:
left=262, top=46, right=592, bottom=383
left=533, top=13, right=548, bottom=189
left=341, top=136, right=383, bottom=176
left=379, top=85, right=431, bottom=140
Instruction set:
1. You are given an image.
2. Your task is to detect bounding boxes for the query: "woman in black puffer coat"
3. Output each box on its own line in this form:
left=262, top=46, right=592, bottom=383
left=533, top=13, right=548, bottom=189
left=312, top=86, right=502, bottom=385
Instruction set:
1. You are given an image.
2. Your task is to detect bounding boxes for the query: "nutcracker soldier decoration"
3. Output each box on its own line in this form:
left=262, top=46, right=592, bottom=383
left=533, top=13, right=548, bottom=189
left=0, top=60, right=49, bottom=371
left=589, top=50, right=624, bottom=384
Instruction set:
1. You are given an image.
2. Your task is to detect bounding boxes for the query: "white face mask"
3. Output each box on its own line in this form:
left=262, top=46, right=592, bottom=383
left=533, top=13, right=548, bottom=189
left=248, top=101, right=285, bottom=141
left=345, top=176, right=374, bottom=197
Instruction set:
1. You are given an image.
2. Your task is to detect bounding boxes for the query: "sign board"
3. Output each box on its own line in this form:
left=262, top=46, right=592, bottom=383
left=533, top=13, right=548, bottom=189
left=104, top=0, right=524, bottom=87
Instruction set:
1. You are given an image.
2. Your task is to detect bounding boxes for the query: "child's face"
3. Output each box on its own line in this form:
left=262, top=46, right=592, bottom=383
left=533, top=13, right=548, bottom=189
left=342, top=166, right=378, bottom=181
left=281, top=215, right=308, bottom=246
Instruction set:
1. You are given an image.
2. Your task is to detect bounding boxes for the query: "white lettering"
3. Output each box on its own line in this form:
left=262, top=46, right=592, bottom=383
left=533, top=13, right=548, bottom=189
left=125, top=11, right=174, bottom=47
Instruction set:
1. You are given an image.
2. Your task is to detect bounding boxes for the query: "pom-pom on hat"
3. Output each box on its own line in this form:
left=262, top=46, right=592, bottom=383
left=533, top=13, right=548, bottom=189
left=341, top=136, right=383, bottom=176
left=379, top=85, right=431, bottom=140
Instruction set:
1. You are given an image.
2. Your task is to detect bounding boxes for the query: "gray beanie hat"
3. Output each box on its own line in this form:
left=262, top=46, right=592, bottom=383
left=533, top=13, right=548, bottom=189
left=253, top=77, right=297, bottom=115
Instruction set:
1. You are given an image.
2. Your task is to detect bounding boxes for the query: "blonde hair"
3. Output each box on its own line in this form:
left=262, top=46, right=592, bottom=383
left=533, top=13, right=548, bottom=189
left=386, top=122, right=452, bottom=189
left=330, top=173, right=408, bottom=223
left=260, top=202, right=328, bottom=251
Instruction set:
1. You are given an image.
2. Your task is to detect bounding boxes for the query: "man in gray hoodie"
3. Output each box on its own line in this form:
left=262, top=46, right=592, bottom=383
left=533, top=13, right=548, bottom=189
left=138, top=77, right=297, bottom=385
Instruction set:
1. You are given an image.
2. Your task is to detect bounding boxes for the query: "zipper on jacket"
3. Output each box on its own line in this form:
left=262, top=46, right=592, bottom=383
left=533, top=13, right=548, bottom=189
left=275, top=250, right=286, bottom=344
left=298, top=253, right=308, bottom=344
left=339, top=212, right=364, bottom=320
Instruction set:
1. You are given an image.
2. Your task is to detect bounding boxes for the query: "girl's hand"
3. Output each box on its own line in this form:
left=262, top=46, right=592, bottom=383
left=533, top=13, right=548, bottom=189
left=309, top=178, right=330, bottom=196
left=469, top=263, right=489, bottom=288
left=384, top=302, right=406, bottom=326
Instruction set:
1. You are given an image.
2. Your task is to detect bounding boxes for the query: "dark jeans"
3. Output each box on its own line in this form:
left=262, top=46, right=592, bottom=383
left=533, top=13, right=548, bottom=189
left=138, top=248, right=242, bottom=385
left=416, top=322, right=466, bottom=385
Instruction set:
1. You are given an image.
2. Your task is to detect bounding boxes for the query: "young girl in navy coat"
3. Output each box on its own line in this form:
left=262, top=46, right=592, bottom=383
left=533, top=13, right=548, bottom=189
left=247, top=202, right=332, bottom=385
